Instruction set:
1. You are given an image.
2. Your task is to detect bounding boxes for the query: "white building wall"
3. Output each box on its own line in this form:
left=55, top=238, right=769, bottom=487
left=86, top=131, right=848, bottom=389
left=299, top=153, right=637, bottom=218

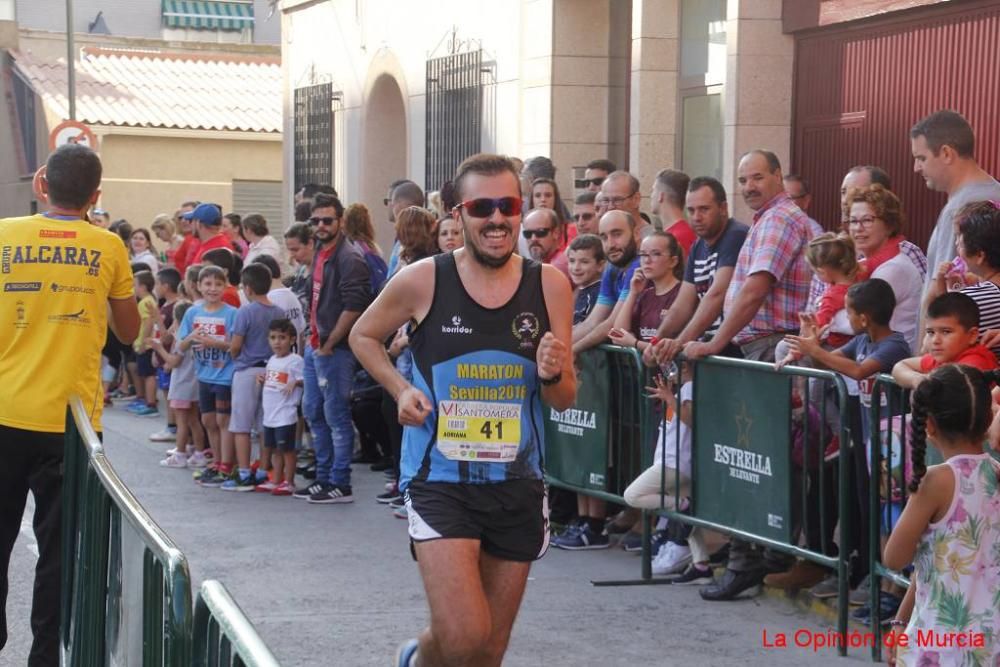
left=284, top=0, right=526, bottom=250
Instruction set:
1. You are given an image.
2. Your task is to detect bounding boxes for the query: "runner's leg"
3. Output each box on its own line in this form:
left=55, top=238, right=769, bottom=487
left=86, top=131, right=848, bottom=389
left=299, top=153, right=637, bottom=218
left=476, top=550, right=531, bottom=667
left=413, top=539, right=491, bottom=667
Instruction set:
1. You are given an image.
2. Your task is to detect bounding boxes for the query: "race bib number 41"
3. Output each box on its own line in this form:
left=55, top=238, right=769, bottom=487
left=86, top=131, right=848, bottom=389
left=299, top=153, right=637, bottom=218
left=436, top=400, right=522, bottom=462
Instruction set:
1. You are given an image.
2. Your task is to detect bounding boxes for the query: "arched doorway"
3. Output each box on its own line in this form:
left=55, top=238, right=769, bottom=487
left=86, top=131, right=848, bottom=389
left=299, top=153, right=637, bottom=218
left=361, top=74, right=407, bottom=256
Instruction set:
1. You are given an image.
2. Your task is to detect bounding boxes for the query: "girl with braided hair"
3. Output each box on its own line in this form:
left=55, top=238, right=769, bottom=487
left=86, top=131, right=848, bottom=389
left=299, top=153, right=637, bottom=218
left=883, top=364, right=1000, bottom=666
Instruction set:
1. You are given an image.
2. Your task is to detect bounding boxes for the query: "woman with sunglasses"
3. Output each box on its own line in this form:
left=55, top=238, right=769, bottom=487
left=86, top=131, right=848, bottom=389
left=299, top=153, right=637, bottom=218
left=350, top=153, right=575, bottom=667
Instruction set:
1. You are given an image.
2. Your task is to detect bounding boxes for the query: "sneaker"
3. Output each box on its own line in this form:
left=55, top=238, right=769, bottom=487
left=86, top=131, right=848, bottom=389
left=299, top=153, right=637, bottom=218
left=392, top=505, right=409, bottom=519
left=197, top=468, right=226, bottom=488
left=255, top=480, right=278, bottom=493
left=221, top=475, right=256, bottom=492
left=159, top=453, right=188, bottom=468
left=851, top=591, right=901, bottom=626
left=763, top=560, right=827, bottom=590
left=824, top=434, right=840, bottom=462
left=186, top=452, right=208, bottom=469
left=650, top=529, right=670, bottom=556
left=388, top=499, right=405, bottom=510
left=308, top=485, right=354, bottom=504
left=621, top=531, right=643, bottom=553
left=553, top=524, right=610, bottom=550
left=849, top=575, right=871, bottom=606
left=149, top=428, right=177, bottom=442
left=272, top=481, right=294, bottom=496
left=652, top=542, right=692, bottom=576
left=110, top=388, right=136, bottom=400
left=293, top=481, right=330, bottom=499
left=552, top=518, right=584, bottom=540
left=810, top=574, right=841, bottom=599
left=395, top=639, right=419, bottom=667
left=669, top=563, right=714, bottom=585
left=133, top=405, right=159, bottom=417
left=376, top=487, right=403, bottom=504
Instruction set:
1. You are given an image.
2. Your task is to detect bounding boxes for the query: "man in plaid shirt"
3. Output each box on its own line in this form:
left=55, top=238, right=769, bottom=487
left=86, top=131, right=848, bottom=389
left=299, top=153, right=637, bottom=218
left=684, top=149, right=815, bottom=602
left=685, top=150, right=814, bottom=363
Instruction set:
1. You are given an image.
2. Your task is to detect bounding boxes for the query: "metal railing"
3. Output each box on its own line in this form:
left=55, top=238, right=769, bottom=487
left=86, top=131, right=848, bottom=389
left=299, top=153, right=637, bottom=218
left=194, top=581, right=281, bottom=667
left=543, top=349, right=854, bottom=656
left=62, top=396, right=281, bottom=665
left=63, top=396, right=193, bottom=664
left=867, top=375, right=914, bottom=662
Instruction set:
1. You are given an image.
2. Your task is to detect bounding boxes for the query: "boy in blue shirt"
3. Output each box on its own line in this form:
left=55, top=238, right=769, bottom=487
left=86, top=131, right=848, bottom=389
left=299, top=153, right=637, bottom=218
left=224, top=264, right=286, bottom=491
left=179, top=266, right=238, bottom=487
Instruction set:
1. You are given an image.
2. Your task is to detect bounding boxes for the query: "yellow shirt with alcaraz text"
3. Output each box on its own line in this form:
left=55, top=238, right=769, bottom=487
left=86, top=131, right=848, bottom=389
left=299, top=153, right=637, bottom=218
left=0, top=214, right=133, bottom=433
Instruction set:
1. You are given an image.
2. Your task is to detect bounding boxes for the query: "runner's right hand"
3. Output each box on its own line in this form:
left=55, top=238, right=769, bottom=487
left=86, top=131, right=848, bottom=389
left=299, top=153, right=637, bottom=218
left=398, top=385, right=432, bottom=426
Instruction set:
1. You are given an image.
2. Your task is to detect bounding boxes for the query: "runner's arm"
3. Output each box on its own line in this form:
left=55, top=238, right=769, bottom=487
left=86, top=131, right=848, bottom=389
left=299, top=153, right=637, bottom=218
left=108, top=297, right=140, bottom=344
left=539, top=264, right=577, bottom=411
left=349, top=261, right=433, bottom=401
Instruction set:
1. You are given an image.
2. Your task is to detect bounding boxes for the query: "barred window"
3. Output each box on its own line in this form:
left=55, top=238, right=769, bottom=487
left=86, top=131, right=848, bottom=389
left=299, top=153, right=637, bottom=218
left=425, top=51, right=484, bottom=193
left=293, top=83, right=333, bottom=192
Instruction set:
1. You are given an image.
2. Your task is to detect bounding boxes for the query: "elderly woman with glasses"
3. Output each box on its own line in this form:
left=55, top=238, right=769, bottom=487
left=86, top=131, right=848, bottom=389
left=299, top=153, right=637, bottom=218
left=844, top=184, right=921, bottom=351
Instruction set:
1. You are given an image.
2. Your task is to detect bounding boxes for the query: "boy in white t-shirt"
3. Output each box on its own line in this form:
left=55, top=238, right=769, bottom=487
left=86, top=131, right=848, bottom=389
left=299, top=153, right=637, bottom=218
left=256, top=318, right=304, bottom=495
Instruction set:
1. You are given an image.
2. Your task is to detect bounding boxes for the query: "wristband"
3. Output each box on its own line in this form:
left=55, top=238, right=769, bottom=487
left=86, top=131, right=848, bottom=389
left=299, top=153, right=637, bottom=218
left=539, top=372, right=562, bottom=386
left=650, top=337, right=660, bottom=346
left=888, top=620, right=906, bottom=628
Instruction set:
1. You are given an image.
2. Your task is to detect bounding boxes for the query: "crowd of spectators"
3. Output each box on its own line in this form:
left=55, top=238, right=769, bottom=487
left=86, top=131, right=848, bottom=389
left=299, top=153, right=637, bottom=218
left=101, top=109, right=1000, bottom=637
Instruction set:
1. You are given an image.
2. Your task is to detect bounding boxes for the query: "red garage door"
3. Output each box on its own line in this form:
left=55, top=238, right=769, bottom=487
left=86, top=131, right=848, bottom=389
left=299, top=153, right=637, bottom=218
left=792, top=0, right=1000, bottom=248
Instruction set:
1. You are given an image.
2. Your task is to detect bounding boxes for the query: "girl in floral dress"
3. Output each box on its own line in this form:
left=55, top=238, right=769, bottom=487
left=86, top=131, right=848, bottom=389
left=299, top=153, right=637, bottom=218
left=885, top=364, right=1000, bottom=667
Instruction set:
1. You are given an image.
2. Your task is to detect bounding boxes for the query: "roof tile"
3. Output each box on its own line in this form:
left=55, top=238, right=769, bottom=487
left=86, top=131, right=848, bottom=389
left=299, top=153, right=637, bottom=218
left=12, top=47, right=281, bottom=133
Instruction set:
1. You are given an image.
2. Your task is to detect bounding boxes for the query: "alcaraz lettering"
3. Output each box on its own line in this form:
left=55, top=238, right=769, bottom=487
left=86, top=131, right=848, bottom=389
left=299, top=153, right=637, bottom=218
left=1, top=244, right=102, bottom=276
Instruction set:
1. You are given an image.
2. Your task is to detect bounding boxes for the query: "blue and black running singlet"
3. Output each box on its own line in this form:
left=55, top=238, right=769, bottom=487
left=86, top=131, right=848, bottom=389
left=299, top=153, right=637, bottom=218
left=399, top=252, right=550, bottom=491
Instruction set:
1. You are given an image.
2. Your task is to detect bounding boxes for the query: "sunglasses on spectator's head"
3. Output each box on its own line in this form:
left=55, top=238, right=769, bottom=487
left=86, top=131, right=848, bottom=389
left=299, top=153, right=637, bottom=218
left=522, top=228, right=553, bottom=240
left=309, top=216, right=337, bottom=226
left=454, top=197, right=523, bottom=218
left=573, top=212, right=595, bottom=222
left=574, top=177, right=605, bottom=189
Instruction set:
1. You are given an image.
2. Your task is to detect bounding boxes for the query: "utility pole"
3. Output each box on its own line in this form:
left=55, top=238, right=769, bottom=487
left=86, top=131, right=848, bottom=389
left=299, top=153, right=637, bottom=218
left=66, top=0, right=75, bottom=120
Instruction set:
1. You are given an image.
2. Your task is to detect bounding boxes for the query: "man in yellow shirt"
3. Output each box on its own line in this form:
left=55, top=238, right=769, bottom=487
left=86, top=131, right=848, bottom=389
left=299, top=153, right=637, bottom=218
left=0, top=144, right=139, bottom=665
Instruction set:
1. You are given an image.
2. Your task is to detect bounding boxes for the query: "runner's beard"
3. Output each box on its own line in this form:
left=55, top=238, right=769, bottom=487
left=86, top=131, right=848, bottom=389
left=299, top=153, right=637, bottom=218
left=464, top=220, right=515, bottom=269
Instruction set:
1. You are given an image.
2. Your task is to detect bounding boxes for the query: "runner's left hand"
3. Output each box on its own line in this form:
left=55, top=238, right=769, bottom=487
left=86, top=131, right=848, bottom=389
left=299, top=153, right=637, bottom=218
left=536, top=331, right=566, bottom=381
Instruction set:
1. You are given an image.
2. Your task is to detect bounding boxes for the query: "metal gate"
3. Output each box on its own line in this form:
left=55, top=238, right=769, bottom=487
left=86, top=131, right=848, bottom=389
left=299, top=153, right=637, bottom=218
left=293, top=82, right=333, bottom=192
left=425, top=50, right=484, bottom=193
left=791, top=0, right=1000, bottom=246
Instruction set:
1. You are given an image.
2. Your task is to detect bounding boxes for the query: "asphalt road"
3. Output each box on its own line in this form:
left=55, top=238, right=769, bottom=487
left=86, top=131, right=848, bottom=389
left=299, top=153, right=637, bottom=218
left=4, top=405, right=868, bottom=666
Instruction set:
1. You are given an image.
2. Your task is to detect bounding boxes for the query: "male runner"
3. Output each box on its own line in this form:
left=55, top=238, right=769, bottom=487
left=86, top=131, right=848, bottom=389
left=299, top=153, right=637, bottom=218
left=350, top=153, right=576, bottom=667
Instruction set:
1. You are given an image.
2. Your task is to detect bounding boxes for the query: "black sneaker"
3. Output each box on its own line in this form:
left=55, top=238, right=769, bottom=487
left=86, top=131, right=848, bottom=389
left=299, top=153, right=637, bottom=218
left=387, top=499, right=405, bottom=510
left=376, top=487, right=402, bottom=504
left=670, top=564, right=714, bottom=585
left=293, top=481, right=329, bottom=500
left=197, top=468, right=226, bottom=488
left=308, top=485, right=354, bottom=504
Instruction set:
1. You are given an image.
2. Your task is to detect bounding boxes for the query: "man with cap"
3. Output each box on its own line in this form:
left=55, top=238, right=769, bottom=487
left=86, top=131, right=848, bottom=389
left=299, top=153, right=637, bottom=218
left=187, top=204, right=231, bottom=264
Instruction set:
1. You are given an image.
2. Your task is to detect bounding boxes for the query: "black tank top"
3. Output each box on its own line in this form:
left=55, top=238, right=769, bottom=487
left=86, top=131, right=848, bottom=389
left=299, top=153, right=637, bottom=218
left=400, top=253, right=551, bottom=489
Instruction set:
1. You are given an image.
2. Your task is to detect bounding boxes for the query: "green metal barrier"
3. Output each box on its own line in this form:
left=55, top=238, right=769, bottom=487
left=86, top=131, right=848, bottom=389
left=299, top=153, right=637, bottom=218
left=193, top=581, right=281, bottom=667
left=63, top=396, right=193, bottom=664
left=868, top=375, right=915, bottom=662
left=544, top=350, right=854, bottom=656
left=544, top=345, right=658, bottom=502
left=62, top=396, right=281, bottom=665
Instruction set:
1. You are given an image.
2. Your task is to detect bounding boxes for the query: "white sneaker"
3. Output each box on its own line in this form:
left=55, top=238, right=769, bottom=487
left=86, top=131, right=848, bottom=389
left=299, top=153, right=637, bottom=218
left=160, top=452, right=188, bottom=468
left=652, top=542, right=692, bottom=576
left=149, top=429, right=177, bottom=442
left=186, top=451, right=208, bottom=469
